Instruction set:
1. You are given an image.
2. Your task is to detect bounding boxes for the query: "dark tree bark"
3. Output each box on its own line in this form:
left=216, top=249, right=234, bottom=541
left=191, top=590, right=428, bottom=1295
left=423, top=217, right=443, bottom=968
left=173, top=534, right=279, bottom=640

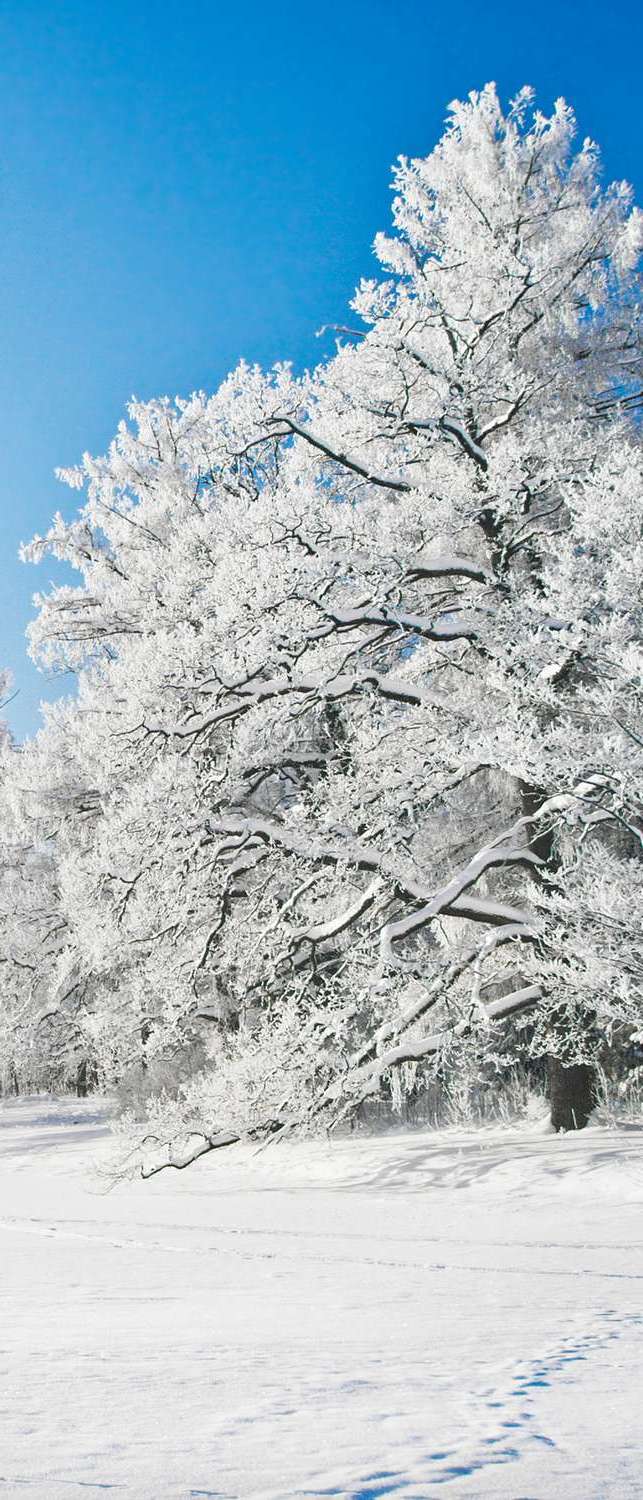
left=548, top=1057, right=596, bottom=1132
left=520, top=781, right=598, bottom=1132
left=76, top=1058, right=98, bottom=1097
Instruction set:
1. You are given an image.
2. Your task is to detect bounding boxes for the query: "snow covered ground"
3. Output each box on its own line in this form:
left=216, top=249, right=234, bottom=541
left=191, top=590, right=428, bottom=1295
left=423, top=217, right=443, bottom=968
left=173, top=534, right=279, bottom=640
left=0, top=1097, right=642, bottom=1499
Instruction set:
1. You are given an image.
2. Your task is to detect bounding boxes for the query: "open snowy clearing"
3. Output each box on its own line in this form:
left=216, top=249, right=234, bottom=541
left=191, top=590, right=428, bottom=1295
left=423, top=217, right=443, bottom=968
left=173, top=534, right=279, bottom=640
left=0, top=1098, right=642, bottom=1499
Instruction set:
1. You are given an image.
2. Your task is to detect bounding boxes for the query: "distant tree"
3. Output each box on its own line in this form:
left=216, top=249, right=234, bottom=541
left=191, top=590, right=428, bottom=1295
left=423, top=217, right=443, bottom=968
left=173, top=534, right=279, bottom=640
left=0, top=717, right=84, bottom=1095
left=2, top=85, right=641, bottom=1162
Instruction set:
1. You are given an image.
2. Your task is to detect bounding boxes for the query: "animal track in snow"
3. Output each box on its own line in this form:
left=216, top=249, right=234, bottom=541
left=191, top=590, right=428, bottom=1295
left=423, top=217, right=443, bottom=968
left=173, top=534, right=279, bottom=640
left=314, top=1310, right=643, bottom=1497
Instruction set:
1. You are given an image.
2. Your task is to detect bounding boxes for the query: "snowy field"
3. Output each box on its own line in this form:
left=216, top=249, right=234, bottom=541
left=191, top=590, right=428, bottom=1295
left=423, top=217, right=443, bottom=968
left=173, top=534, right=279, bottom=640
left=0, top=1097, right=642, bottom=1499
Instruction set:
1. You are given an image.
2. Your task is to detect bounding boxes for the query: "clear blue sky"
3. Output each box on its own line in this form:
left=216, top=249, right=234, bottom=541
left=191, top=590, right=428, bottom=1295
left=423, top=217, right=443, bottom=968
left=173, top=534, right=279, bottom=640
left=1, top=0, right=641, bottom=740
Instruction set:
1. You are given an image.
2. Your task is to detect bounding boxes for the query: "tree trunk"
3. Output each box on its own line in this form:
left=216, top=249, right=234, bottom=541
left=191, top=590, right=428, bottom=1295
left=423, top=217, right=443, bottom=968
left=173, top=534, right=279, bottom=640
left=519, top=782, right=599, bottom=1131
left=548, top=1056, right=596, bottom=1131
left=76, top=1059, right=98, bottom=1097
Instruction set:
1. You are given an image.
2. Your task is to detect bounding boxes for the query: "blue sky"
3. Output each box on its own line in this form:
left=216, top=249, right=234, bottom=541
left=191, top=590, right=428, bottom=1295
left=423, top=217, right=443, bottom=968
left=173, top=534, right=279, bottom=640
left=1, top=0, right=641, bottom=740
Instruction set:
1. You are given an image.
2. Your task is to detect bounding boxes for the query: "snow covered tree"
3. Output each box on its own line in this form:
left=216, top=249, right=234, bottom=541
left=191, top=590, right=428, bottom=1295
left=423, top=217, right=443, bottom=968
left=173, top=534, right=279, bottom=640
left=4, top=85, right=641, bottom=1162
left=0, top=714, right=89, bottom=1095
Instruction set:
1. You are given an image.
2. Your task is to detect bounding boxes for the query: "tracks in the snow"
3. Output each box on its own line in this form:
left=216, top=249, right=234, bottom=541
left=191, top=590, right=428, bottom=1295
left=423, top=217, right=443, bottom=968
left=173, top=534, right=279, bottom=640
left=0, top=1214, right=642, bottom=1283
left=314, top=1311, right=643, bottom=1497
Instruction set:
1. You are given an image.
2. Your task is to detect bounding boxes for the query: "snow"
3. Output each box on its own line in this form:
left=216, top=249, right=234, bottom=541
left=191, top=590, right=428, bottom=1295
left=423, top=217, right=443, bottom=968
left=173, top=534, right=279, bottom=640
left=1, top=1097, right=642, bottom=1499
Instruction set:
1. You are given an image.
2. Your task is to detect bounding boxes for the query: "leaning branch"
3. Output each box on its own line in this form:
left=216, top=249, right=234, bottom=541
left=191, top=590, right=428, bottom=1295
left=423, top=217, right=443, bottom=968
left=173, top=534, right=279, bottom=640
left=266, top=416, right=412, bottom=493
